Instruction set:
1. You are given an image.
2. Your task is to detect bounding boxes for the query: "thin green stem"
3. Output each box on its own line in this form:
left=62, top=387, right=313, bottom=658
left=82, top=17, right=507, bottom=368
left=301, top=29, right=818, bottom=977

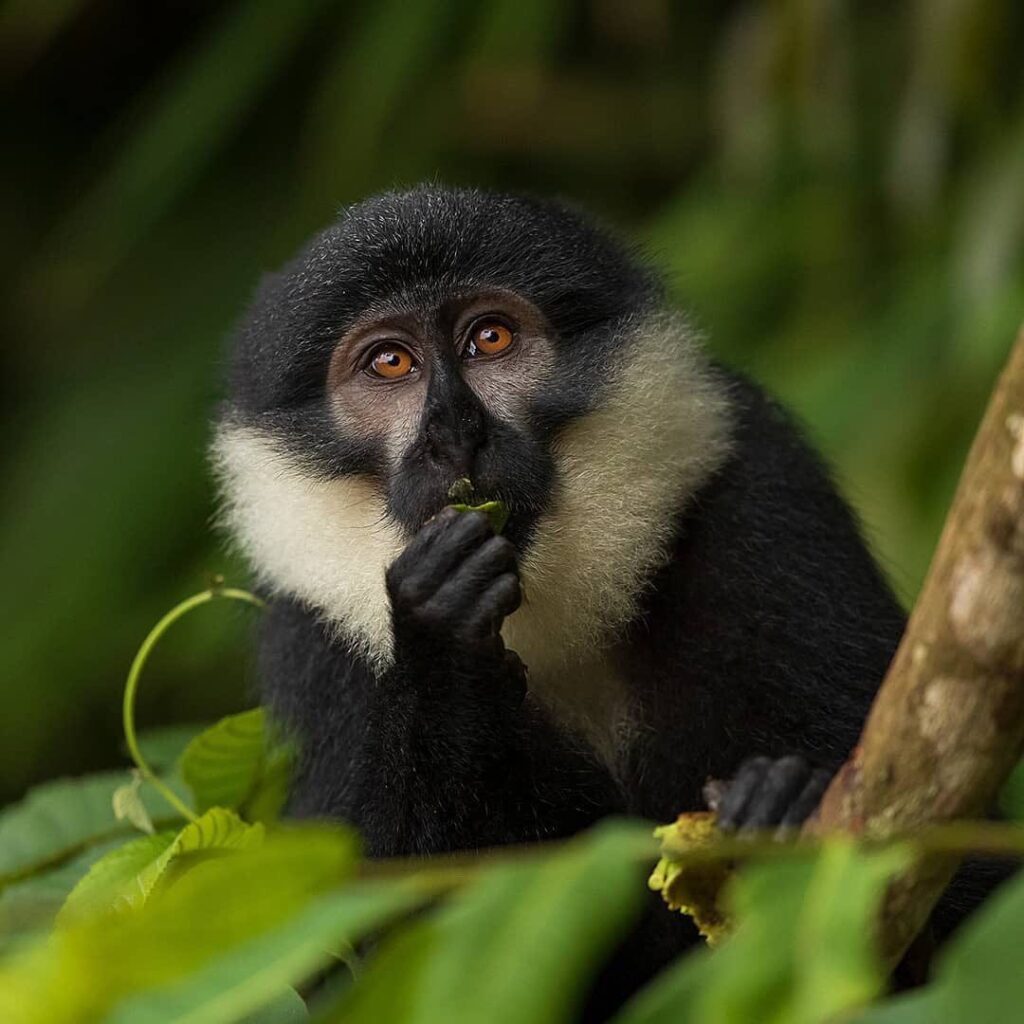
left=357, top=820, right=1024, bottom=893
left=122, top=585, right=265, bottom=823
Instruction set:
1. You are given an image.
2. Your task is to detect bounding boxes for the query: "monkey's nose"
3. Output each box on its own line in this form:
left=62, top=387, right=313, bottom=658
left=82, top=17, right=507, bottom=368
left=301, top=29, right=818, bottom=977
left=425, top=427, right=485, bottom=477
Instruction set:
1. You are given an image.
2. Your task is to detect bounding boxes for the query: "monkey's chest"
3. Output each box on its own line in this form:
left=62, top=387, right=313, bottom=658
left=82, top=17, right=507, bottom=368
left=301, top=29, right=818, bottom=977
left=502, top=627, right=635, bottom=779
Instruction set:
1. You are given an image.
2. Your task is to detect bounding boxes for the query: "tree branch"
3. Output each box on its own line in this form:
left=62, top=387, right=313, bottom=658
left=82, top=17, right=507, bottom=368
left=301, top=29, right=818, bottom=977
left=805, top=325, right=1024, bottom=964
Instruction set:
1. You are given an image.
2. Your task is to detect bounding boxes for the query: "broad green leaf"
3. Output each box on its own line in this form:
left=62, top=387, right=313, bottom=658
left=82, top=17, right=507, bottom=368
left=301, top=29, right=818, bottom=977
left=0, top=824, right=358, bottom=1024
left=405, top=819, right=648, bottom=1024
left=0, top=771, right=187, bottom=885
left=58, top=832, right=176, bottom=923
left=181, top=709, right=294, bottom=822
left=0, top=839, right=126, bottom=942
left=926, top=866, right=1024, bottom=1023
left=697, top=857, right=816, bottom=1024
left=419, top=820, right=648, bottom=1023
left=105, top=882, right=421, bottom=1024
left=697, top=841, right=908, bottom=1024
left=788, top=842, right=911, bottom=1022
left=242, top=745, right=293, bottom=826
left=134, top=808, right=264, bottom=901
left=244, top=987, right=308, bottom=1023
left=332, top=918, right=439, bottom=1023
left=852, top=990, right=943, bottom=1023
left=181, top=710, right=266, bottom=812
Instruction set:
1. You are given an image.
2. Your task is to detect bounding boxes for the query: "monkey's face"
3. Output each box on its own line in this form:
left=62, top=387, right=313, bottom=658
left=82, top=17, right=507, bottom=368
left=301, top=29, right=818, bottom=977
left=222, top=187, right=660, bottom=552
left=216, top=187, right=730, bottom=667
left=325, top=285, right=558, bottom=548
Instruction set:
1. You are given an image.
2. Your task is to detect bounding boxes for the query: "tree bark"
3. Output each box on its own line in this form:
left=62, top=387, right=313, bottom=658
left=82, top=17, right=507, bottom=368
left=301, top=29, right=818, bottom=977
left=805, top=326, right=1024, bottom=964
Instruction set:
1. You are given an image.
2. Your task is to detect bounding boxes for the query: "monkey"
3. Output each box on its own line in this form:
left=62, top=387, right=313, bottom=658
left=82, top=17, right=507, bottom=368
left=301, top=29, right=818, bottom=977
left=211, top=185, right=1009, bottom=1012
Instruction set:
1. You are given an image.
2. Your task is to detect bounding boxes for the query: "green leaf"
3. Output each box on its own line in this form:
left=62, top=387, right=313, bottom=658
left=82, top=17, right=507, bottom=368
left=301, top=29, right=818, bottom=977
left=697, top=841, right=909, bottom=1024
left=242, top=746, right=293, bottom=826
left=0, top=771, right=186, bottom=885
left=0, top=824, right=359, bottom=1024
left=448, top=500, right=510, bottom=535
left=244, top=987, right=308, bottom=1023
left=851, top=990, right=942, bottom=1023
left=388, top=819, right=647, bottom=1024
left=332, top=918, right=438, bottom=1024
left=135, top=808, right=265, bottom=900
left=697, top=856, right=816, bottom=1024
left=0, top=839, right=127, bottom=943
left=60, top=809, right=262, bottom=929
left=927, top=865, right=1024, bottom=1023
left=58, top=832, right=176, bottom=924
left=180, top=709, right=294, bottom=822
left=104, top=882, right=421, bottom=1024
left=113, top=771, right=156, bottom=835
left=425, top=820, right=647, bottom=1023
left=788, top=842, right=912, bottom=1023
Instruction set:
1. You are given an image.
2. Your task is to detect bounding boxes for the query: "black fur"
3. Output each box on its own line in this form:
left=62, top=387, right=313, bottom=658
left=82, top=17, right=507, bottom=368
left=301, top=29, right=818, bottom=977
left=222, top=185, right=1010, bottom=1017
left=227, top=187, right=658, bottom=474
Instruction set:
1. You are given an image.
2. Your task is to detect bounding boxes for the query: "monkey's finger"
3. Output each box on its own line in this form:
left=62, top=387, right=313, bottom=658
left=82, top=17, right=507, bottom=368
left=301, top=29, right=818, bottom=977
left=387, top=507, right=457, bottom=581
left=715, top=756, right=772, bottom=831
left=422, top=534, right=517, bottom=614
left=450, top=535, right=518, bottom=591
left=776, top=768, right=831, bottom=834
left=462, top=572, right=522, bottom=639
left=736, top=755, right=811, bottom=833
left=390, top=510, right=491, bottom=602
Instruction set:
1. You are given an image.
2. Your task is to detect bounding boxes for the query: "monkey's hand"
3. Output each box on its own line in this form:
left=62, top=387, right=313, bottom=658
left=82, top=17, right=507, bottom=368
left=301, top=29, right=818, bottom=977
left=385, top=505, right=522, bottom=673
left=705, top=755, right=831, bottom=838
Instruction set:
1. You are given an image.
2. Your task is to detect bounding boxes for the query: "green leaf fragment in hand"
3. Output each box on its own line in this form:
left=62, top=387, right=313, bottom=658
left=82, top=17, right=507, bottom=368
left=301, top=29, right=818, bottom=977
left=445, top=477, right=509, bottom=533
left=448, top=500, right=510, bottom=535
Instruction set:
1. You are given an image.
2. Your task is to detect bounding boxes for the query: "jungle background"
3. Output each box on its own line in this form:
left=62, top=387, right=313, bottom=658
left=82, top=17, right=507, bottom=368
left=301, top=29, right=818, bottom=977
left=1, top=0, right=1023, bottom=806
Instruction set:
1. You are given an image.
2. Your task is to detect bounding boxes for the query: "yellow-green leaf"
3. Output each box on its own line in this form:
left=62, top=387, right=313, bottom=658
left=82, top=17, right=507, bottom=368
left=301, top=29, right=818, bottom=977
left=0, top=824, right=358, bottom=1024
left=112, top=772, right=155, bottom=835
left=180, top=709, right=294, bottom=821
left=180, top=709, right=266, bottom=813
left=135, top=808, right=265, bottom=900
left=0, top=771, right=188, bottom=888
left=58, top=832, right=176, bottom=924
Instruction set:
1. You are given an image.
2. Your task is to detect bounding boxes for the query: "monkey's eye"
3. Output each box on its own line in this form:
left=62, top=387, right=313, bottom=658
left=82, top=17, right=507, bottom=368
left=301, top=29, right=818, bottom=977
left=366, top=344, right=416, bottom=380
left=466, top=321, right=515, bottom=358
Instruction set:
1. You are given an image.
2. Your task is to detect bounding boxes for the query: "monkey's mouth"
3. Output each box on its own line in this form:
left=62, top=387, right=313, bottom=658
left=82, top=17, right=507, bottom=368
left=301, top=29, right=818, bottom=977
left=431, top=496, right=534, bottom=552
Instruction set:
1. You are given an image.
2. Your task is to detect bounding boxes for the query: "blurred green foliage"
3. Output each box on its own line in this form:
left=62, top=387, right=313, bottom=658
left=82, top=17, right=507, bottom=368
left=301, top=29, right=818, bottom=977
left=1, top=0, right=1022, bottom=803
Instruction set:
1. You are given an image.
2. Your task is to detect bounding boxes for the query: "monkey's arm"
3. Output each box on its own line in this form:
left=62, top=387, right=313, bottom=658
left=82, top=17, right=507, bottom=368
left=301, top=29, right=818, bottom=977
left=259, top=510, right=621, bottom=857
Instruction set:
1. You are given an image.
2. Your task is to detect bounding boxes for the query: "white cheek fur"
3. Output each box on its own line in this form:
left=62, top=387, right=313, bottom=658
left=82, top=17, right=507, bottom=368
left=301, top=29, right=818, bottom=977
left=210, top=433, right=405, bottom=668
left=211, top=313, right=733, bottom=732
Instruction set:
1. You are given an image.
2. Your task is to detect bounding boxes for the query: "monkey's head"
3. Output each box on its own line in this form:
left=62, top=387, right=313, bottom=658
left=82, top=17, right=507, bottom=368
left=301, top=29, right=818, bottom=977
left=214, top=186, right=732, bottom=669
